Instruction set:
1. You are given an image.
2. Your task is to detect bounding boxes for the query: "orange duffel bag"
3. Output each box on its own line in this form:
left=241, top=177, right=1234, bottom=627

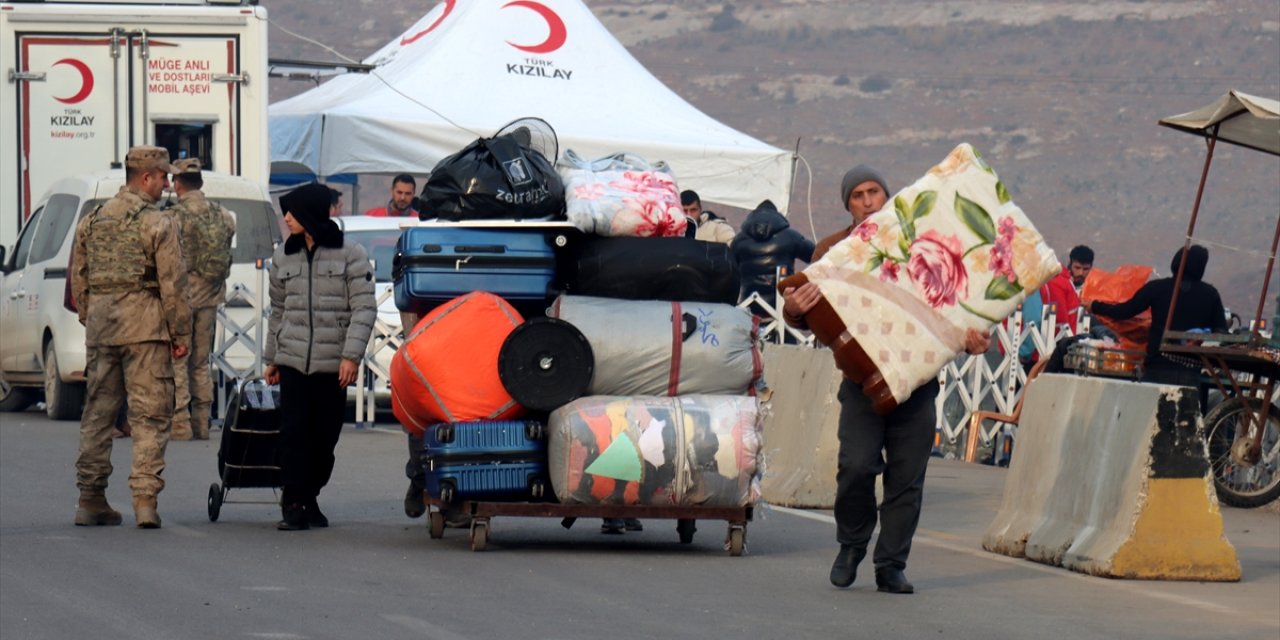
left=391, top=292, right=526, bottom=436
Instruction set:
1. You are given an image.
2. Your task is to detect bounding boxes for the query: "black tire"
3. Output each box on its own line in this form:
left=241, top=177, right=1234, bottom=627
left=207, top=483, right=223, bottom=522
left=677, top=519, right=696, bottom=544
left=470, top=521, right=489, bottom=551
left=0, top=382, right=37, bottom=413
left=1204, top=397, right=1280, bottom=509
left=429, top=511, right=445, bottom=539
left=44, top=343, right=85, bottom=421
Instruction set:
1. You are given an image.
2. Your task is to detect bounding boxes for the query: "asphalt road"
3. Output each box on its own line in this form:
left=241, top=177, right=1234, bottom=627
left=1, top=409, right=1277, bottom=640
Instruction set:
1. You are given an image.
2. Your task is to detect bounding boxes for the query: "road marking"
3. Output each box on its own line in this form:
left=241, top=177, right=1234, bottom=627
left=770, top=505, right=1249, bottom=618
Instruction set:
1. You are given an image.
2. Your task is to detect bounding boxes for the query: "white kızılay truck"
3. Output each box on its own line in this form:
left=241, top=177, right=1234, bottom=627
left=0, top=0, right=269, bottom=250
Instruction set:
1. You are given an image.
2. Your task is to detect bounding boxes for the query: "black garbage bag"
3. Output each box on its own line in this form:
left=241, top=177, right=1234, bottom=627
left=421, top=131, right=565, bottom=221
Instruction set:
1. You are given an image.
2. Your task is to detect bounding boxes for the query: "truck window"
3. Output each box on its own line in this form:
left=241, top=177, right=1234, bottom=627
left=28, top=194, right=81, bottom=264
left=10, top=207, right=45, bottom=271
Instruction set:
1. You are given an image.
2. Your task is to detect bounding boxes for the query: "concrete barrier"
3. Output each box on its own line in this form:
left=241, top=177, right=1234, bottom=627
left=983, top=375, right=1240, bottom=581
left=758, top=344, right=841, bottom=508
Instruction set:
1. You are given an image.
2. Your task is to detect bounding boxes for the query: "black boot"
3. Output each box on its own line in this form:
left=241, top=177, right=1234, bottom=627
left=830, top=545, right=865, bottom=588
left=306, top=499, right=329, bottom=528
left=875, top=567, right=915, bottom=594
left=277, top=503, right=310, bottom=531
left=404, top=483, right=426, bottom=519
left=600, top=518, right=624, bottom=534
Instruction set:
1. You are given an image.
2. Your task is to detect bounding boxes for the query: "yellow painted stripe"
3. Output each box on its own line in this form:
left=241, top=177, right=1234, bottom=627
left=1110, top=478, right=1241, bottom=581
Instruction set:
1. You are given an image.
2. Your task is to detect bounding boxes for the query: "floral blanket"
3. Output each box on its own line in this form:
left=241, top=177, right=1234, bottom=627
left=799, top=143, right=1060, bottom=406
left=557, top=150, right=687, bottom=237
left=548, top=395, right=762, bottom=507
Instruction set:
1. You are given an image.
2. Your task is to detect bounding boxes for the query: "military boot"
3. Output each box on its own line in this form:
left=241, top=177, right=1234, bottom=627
left=74, top=493, right=123, bottom=526
left=192, top=423, right=210, bottom=440
left=133, top=496, right=162, bottom=529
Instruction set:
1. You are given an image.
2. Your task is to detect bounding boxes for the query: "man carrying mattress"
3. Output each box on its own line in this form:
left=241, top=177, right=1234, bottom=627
left=781, top=163, right=991, bottom=595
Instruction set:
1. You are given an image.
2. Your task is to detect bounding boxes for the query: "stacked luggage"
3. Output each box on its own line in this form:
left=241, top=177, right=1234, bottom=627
left=390, top=128, right=762, bottom=552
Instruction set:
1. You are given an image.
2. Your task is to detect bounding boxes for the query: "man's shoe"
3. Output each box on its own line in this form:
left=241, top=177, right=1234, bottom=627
left=623, top=518, right=644, bottom=532
left=875, top=568, right=915, bottom=594
left=442, top=507, right=472, bottom=529
left=829, top=545, right=865, bottom=588
left=277, top=504, right=310, bottom=531
left=133, top=497, right=161, bottom=529
left=192, top=424, right=210, bottom=440
left=404, top=483, right=426, bottom=519
left=306, top=500, right=329, bottom=528
left=74, top=494, right=123, bottom=526
left=600, top=518, right=624, bottom=534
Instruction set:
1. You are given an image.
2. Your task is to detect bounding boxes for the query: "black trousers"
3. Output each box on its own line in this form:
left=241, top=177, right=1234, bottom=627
left=278, top=366, right=347, bottom=506
left=834, top=378, right=939, bottom=571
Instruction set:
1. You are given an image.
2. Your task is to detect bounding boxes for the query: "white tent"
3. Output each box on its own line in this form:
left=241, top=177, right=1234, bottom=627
left=269, top=0, right=793, bottom=212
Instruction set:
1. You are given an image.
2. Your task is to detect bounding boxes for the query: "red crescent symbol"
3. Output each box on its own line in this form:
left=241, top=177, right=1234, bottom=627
left=52, top=58, right=94, bottom=104
left=502, top=0, right=567, bottom=54
left=400, top=0, right=456, bottom=46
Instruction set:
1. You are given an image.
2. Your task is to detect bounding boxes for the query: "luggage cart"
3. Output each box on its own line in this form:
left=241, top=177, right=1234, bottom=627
left=207, top=379, right=282, bottom=521
left=424, top=498, right=753, bottom=556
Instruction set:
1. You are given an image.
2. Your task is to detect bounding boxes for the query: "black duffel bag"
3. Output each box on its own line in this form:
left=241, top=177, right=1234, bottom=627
left=563, top=235, right=740, bottom=305
left=421, top=130, right=565, bottom=221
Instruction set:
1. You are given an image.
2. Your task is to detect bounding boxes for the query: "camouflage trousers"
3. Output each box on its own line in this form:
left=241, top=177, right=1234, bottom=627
left=173, top=305, right=218, bottom=433
left=77, top=342, right=174, bottom=498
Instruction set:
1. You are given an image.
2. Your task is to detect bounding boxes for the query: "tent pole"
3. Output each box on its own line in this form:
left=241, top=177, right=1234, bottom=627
left=1252, top=213, right=1280, bottom=345
left=1164, top=127, right=1217, bottom=342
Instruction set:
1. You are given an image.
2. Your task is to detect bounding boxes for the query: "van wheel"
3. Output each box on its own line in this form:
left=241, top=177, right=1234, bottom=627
left=44, top=343, right=85, bottom=421
left=0, top=380, right=36, bottom=412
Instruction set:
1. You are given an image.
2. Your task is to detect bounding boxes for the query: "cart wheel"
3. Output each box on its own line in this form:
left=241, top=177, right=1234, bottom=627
left=726, top=525, right=746, bottom=557
left=207, top=483, right=223, bottom=522
left=676, top=519, right=696, bottom=544
left=470, top=520, right=490, bottom=552
left=428, top=511, right=445, bottom=539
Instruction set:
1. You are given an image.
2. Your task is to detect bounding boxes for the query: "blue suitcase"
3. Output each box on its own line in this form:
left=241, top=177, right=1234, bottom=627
left=392, top=223, right=578, bottom=316
left=423, top=420, right=549, bottom=504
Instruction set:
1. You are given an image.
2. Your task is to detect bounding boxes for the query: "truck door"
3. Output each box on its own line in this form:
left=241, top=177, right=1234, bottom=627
left=13, top=32, right=125, bottom=226
left=130, top=32, right=244, bottom=175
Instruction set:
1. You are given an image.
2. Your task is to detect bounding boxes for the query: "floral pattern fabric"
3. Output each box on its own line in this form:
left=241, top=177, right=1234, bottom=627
left=548, top=395, right=762, bottom=507
left=557, top=149, right=688, bottom=237
left=804, top=143, right=1061, bottom=403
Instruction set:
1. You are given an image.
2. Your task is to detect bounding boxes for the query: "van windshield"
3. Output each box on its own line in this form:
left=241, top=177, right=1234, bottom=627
left=79, top=197, right=282, bottom=263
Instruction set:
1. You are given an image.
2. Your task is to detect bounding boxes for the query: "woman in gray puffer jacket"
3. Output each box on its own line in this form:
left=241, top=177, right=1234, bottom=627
left=265, top=183, right=376, bottom=531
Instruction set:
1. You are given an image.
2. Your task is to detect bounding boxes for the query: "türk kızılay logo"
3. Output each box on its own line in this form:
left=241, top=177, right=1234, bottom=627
left=502, top=0, right=574, bottom=81
left=49, top=58, right=98, bottom=141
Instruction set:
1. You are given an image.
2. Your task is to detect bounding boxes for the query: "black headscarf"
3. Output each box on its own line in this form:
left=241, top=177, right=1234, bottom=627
left=279, top=183, right=343, bottom=253
left=1169, top=244, right=1209, bottom=284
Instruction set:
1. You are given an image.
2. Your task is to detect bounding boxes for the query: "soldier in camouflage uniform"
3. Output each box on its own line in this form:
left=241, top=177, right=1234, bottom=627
left=71, top=146, right=192, bottom=529
left=166, top=158, right=235, bottom=441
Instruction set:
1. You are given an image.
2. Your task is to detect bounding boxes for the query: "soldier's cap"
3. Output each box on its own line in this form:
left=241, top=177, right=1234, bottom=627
left=125, top=146, right=179, bottom=174
left=172, top=158, right=203, bottom=175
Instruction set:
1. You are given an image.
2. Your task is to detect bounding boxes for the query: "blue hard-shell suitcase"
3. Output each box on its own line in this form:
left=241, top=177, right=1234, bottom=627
left=423, top=420, right=550, bottom=504
left=392, top=224, right=577, bottom=316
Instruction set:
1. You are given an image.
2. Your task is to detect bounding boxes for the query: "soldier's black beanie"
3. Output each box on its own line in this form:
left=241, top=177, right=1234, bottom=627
left=281, top=183, right=332, bottom=235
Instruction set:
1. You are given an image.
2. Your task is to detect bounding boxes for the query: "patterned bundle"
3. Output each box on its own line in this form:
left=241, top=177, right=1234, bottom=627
left=557, top=150, right=687, bottom=238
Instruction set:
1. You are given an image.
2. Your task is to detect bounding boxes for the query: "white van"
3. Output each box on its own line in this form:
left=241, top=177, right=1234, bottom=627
left=0, top=169, right=281, bottom=419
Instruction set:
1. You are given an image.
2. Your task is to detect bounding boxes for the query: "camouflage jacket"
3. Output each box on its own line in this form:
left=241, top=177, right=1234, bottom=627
left=170, top=190, right=236, bottom=308
left=72, top=185, right=191, bottom=349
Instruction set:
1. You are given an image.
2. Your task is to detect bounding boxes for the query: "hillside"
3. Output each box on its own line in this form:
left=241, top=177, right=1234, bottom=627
left=263, top=0, right=1280, bottom=320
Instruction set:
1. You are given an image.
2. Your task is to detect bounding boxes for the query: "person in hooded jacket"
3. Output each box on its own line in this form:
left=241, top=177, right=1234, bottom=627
left=1088, top=243, right=1227, bottom=387
left=732, top=199, right=816, bottom=310
left=265, top=183, right=377, bottom=531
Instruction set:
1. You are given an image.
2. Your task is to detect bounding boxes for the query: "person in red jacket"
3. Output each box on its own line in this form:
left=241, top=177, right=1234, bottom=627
left=1015, top=268, right=1081, bottom=371
left=364, top=174, right=419, bottom=217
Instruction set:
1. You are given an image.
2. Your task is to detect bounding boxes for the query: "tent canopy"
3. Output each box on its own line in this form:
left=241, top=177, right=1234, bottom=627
left=1158, top=89, right=1280, bottom=156
left=270, top=0, right=793, bottom=212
